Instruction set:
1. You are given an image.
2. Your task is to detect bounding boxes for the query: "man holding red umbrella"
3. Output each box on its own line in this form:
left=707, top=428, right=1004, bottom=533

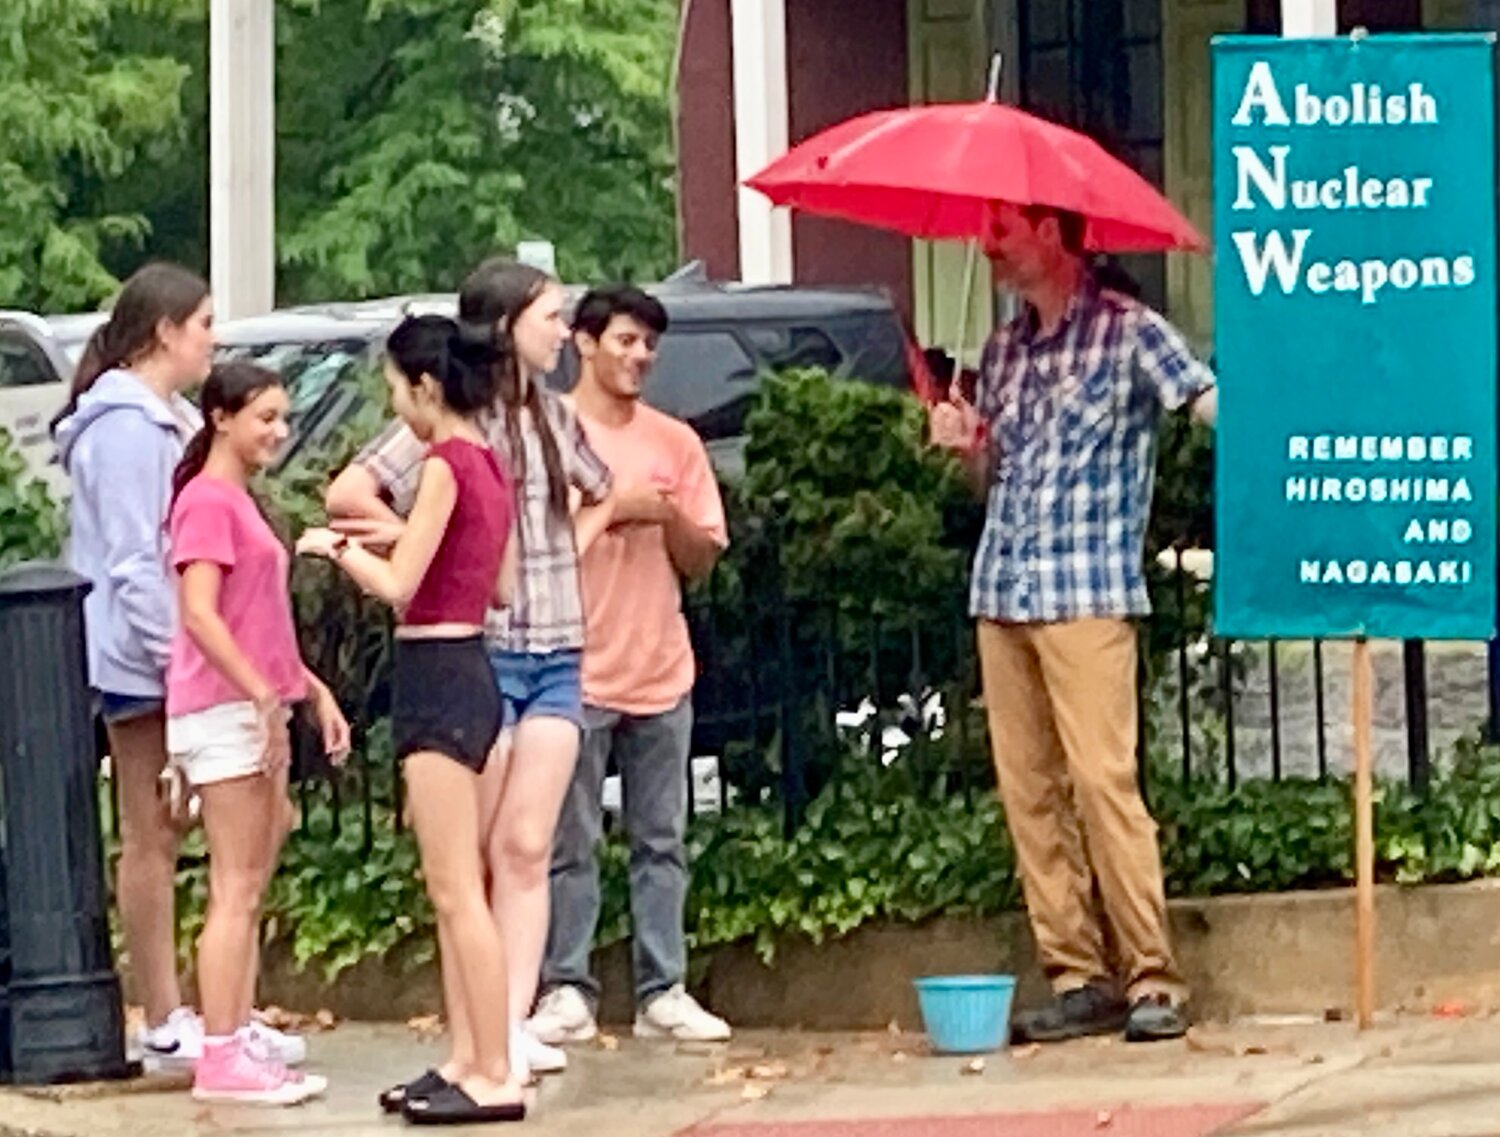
left=931, top=203, right=1218, bottom=1044
left=748, top=85, right=1217, bottom=1044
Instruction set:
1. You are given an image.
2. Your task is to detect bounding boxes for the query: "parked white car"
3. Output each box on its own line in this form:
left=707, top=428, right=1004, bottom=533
left=0, top=311, right=107, bottom=496
left=0, top=307, right=390, bottom=497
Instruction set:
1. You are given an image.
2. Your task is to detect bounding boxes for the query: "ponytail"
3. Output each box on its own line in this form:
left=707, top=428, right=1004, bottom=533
left=59, top=322, right=120, bottom=427
left=171, top=424, right=214, bottom=507
left=387, top=315, right=499, bottom=414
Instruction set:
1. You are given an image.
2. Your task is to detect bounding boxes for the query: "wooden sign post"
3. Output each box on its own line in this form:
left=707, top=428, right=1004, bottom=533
left=1352, top=638, right=1375, bottom=1027
left=1278, top=0, right=1378, bottom=1033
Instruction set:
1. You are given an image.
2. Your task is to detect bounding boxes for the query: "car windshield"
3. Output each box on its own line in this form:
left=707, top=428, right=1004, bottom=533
left=218, top=339, right=369, bottom=420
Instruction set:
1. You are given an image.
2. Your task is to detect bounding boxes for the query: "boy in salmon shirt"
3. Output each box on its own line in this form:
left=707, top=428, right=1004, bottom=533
left=528, top=286, right=733, bottom=1044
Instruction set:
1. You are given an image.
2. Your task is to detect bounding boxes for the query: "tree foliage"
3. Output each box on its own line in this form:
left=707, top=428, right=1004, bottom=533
left=0, top=0, right=189, bottom=309
left=0, top=427, right=64, bottom=568
left=277, top=0, right=679, bottom=299
left=1, top=0, right=679, bottom=309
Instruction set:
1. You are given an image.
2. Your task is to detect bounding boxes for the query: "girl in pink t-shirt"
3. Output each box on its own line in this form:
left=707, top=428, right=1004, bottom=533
left=166, top=362, right=350, bottom=1106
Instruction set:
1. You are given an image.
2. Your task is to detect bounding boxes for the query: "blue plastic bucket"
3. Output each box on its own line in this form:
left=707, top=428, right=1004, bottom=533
left=913, top=974, right=1016, bottom=1054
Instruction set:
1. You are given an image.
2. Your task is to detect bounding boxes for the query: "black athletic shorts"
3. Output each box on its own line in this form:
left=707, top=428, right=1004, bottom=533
left=392, top=636, right=502, bottom=772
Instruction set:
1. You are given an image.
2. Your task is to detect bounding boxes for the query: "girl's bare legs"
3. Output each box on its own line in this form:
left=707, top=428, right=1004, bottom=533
left=431, top=733, right=523, bottom=1082
left=405, top=752, right=522, bottom=1105
left=108, top=712, right=185, bottom=1026
left=197, top=774, right=280, bottom=1037
left=486, top=717, right=580, bottom=1022
left=239, top=770, right=296, bottom=1021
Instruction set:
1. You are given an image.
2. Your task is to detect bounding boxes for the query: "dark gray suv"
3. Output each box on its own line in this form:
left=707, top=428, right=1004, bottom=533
left=267, top=280, right=928, bottom=474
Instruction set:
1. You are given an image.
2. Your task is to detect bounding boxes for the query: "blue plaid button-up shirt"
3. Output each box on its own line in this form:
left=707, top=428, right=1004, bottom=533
left=969, top=282, right=1214, bottom=623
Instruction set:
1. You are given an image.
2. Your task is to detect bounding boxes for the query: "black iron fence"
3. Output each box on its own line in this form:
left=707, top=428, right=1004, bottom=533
left=97, top=539, right=1499, bottom=851
left=681, top=541, right=1493, bottom=835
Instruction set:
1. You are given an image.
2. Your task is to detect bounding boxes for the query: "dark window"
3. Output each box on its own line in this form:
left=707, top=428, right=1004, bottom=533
left=1247, top=0, right=1422, bottom=33
left=743, top=324, right=844, bottom=372
left=1020, top=0, right=1166, bottom=312
left=648, top=331, right=757, bottom=420
left=817, top=313, right=911, bottom=387
left=218, top=339, right=370, bottom=421
left=0, top=333, right=59, bottom=389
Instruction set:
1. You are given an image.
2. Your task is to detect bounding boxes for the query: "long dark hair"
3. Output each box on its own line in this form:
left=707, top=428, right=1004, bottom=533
left=385, top=315, right=500, bottom=415
left=458, top=257, right=569, bottom=519
left=172, top=362, right=283, bottom=505
left=52, top=262, right=210, bottom=433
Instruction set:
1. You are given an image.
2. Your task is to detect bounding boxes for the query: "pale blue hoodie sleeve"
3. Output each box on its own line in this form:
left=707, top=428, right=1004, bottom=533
left=90, top=411, right=177, bottom=670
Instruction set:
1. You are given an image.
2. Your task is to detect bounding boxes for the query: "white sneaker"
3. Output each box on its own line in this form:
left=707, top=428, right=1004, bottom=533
left=243, top=1019, right=308, bottom=1067
left=634, top=986, right=732, bottom=1042
left=507, top=1023, right=531, bottom=1085
left=527, top=987, right=598, bottom=1046
left=519, top=1025, right=567, bottom=1074
left=139, top=1007, right=204, bottom=1072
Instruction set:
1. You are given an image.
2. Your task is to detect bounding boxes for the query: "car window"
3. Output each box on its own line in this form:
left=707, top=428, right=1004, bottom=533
left=0, top=332, right=61, bottom=388
left=817, top=313, right=909, bottom=387
left=647, top=331, right=757, bottom=422
left=742, top=324, right=844, bottom=373
left=218, top=339, right=369, bottom=420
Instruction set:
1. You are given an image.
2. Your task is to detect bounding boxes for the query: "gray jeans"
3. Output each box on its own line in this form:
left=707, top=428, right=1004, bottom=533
left=542, top=697, right=692, bottom=1009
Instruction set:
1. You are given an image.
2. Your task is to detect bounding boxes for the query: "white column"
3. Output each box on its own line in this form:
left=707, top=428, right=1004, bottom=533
left=1280, top=0, right=1337, bottom=37
left=731, top=0, right=793, bottom=284
left=210, top=0, right=276, bottom=320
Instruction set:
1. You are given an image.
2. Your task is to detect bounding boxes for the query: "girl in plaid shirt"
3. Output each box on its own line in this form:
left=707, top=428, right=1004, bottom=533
left=326, top=260, right=612, bottom=1088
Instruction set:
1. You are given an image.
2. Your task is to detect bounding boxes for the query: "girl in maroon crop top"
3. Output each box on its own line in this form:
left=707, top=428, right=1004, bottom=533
left=402, top=437, right=514, bottom=626
left=296, top=315, right=527, bottom=1122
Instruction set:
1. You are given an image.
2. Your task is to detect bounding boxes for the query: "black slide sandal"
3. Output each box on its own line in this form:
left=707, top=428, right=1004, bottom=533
left=403, top=1084, right=526, bottom=1125
left=380, top=1069, right=448, bottom=1113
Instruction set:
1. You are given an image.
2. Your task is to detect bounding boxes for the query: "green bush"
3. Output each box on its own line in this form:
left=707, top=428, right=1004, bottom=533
left=166, top=729, right=1500, bottom=981
left=736, top=367, right=978, bottom=621
left=0, top=427, right=64, bottom=569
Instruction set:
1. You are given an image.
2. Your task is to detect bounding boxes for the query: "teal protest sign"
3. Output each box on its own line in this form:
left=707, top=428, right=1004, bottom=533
left=1213, top=34, right=1498, bottom=640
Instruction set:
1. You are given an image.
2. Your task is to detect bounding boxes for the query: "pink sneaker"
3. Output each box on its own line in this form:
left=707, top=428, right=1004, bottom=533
left=191, top=1036, right=327, bottom=1106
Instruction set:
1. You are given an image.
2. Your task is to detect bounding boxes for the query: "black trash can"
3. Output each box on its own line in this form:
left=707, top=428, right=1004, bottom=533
left=0, top=562, right=129, bottom=1084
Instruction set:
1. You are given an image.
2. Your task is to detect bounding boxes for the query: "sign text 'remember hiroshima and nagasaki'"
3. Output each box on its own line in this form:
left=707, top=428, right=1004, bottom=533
left=1285, top=432, right=1477, bottom=589
left=1229, top=60, right=1476, bottom=305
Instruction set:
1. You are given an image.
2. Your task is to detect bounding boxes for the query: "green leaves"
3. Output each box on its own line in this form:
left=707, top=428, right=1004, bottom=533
left=274, top=0, right=678, bottom=299
left=152, top=724, right=1500, bottom=981
left=736, top=368, right=979, bottom=623
left=5, top=0, right=676, bottom=309
left=0, top=427, right=64, bottom=568
left=0, top=0, right=187, bottom=309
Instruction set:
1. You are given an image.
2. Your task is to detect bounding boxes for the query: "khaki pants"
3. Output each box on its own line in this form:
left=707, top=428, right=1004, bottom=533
left=977, top=618, right=1185, bottom=1002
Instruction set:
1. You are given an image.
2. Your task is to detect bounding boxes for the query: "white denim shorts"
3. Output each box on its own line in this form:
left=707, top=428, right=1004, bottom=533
left=166, top=701, right=268, bottom=787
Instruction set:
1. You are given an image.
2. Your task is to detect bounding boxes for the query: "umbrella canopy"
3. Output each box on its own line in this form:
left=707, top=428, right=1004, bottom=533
left=746, top=101, right=1206, bottom=254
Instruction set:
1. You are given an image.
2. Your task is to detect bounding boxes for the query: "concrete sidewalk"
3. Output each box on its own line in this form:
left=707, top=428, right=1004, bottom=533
left=5, top=1015, right=1500, bottom=1137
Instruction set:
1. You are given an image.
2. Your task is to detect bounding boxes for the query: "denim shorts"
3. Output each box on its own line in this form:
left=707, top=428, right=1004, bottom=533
left=97, top=690, right=165, bottom=725
left=487, top=649, right=583, bottom=730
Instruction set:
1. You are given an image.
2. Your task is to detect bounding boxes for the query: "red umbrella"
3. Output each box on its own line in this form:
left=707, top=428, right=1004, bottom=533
left=746, top=101, right=1206, bottom=254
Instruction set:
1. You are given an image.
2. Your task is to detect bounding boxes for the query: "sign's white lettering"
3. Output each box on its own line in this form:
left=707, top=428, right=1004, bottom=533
left=1232, top=60, right=1439, bottom=128
left=1233, top=147, right=1433, bottom=212
left=1283, top=476, right=1474, bottom=503
left=1286, top=435, right=1474, bottom=462
left=1231, top=229, right=1475, bottom=304
left=1298, top=559, right=1472, bottom=586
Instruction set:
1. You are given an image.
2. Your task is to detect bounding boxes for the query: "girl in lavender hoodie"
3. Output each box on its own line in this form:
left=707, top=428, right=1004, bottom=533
left=52, top=263, right=297, bottom=1072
